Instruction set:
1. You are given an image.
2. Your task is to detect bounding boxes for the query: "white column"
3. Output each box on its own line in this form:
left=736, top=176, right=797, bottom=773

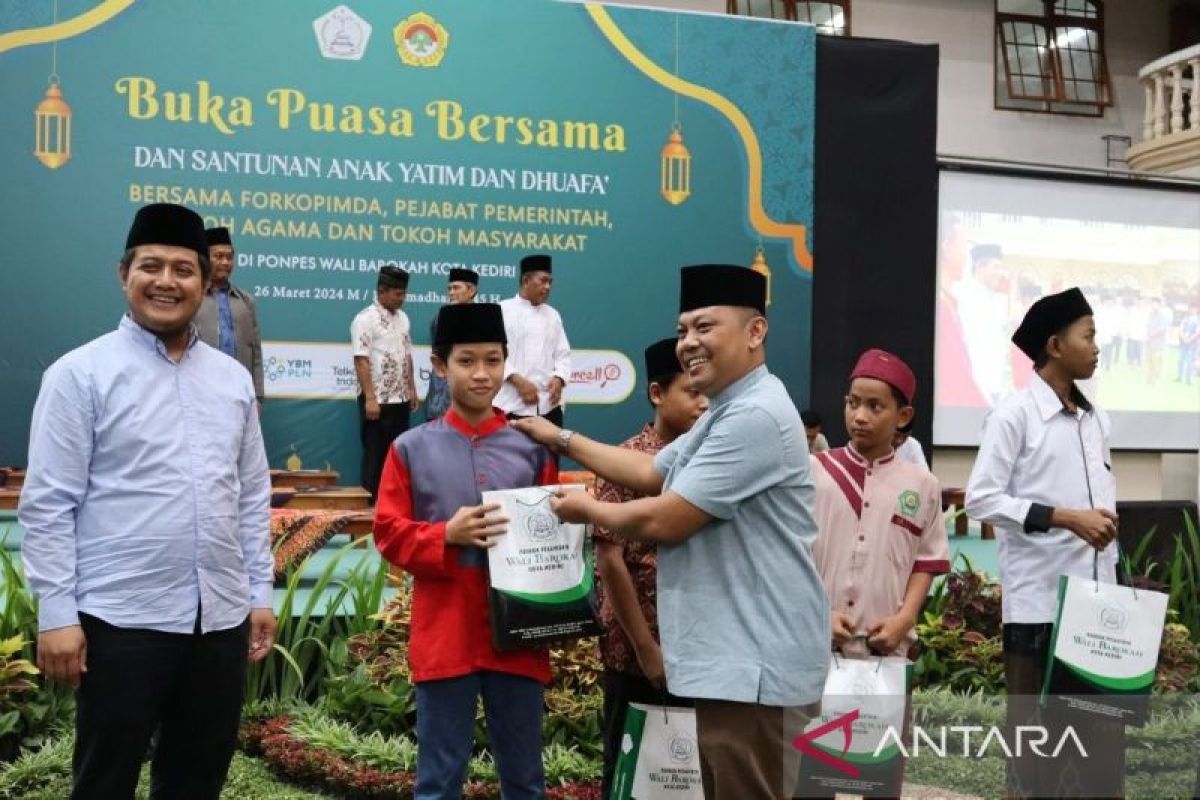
left=1190, top=59, right=1200, bottom=130
left=1170, top=65, right=1185, bottom=133
left=1142, top=80, right=1154, bottom=140
left=1153, top=72, right=1166, bottom=138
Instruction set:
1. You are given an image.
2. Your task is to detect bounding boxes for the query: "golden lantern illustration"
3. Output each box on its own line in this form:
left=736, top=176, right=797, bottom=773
left=750, top=245, right=773, bottom=308
left=660, top=124, right=691, bottom=205
left=33, top=0, right=71, bottom=170
left=660, top=16, right=691, bottom=206
left=34, top=79, right=71, bottom=169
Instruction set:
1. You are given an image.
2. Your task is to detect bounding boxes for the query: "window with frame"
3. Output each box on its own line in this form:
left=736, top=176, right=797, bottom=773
left=726, top=0, right=851, bottom=36
left=995, top=0, right=1112, bottom=116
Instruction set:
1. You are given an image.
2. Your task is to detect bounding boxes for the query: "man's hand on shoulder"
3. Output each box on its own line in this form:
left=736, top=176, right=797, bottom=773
left=510, top=416, right=561, bottom=449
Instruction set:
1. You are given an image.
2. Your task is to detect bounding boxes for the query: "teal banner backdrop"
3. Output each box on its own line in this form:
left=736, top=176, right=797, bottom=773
left=0, top=0, right=815, bottom=479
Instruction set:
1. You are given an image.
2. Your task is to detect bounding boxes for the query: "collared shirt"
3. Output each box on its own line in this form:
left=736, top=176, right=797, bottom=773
left=495, top=295, right=571, bottom=416
left=593, top=423, right=667, bottom=675
left=653, top=365, right=829, bottom=707
left=812, top=446, right=950, bottom=657
left=19, top=316, right=273, bottom=634
left=215, top=286, right=237, bottom=358
left=966, top=373, right=1117, bottom=624
left=351, top=301, right=412, bottom=404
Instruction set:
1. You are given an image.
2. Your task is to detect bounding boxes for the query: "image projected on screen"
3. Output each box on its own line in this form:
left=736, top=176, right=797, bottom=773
left=935, top=170, right=1200, bottom=450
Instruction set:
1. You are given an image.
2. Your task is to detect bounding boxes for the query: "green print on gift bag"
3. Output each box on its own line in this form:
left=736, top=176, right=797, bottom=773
left=484, top=484, right=600, bottom=651
left=1042, top=559, right=1168, bottom=726
left=794, top=655, right=910, bottom=798
left=610, top=703, right=704, bottom=800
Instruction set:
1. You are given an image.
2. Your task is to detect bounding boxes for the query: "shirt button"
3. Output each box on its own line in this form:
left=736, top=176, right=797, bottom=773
left=863, top=501, right=871, bottom=508
left=858, top=535, right=865, bottom=541
left=477, top=475, right=487, bottom=485
left=867, top=470, right=873, bottom=477
left=472, top=438, right=482, bottom=449
left=847, top=600, right=855, bottom=607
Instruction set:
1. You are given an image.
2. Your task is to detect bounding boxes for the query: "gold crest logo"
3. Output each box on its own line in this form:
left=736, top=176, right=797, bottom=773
left=394, top=12, right=449, bottom=68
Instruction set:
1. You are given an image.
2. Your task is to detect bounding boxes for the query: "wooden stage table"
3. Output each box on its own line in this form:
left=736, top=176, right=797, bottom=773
left=271, top=470, right=339, bottom=488
left=0, top=489, right=17, bottom=511
left=284, top=487, right=371, bottom=511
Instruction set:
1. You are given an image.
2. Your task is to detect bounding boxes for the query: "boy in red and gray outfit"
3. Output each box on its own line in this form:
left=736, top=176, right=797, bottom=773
left=374, top=303, right=556, bottom=800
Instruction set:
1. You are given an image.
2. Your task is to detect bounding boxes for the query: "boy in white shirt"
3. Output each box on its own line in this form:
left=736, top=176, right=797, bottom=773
left=966, top=287, right=1122, bottom=799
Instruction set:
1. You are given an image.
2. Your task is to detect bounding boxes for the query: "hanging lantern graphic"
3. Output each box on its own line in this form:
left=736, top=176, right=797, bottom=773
left=750, top=245, right=772, bottom=308
left=659, top=15, right=691, bottom=206
left=660, top=124, right=691, bottom=205
left=34, top=79, right=71, bottom=169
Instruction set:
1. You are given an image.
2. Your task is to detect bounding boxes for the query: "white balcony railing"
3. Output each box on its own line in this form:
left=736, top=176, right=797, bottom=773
left=1127, top=44, right=1200, bottom=176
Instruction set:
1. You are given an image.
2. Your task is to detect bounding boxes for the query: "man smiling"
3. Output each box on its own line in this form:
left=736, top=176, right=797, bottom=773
left=514, top=264, right=828, bottom=800
left=19, top=203, right=276, bottom=799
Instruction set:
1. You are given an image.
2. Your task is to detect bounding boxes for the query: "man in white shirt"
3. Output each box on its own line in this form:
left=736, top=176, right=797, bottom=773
left=496, top=254, right=571, bottom=426
left=351, top=265, right=419, bottom=502
left=966, top=287, right=1122, bottom=799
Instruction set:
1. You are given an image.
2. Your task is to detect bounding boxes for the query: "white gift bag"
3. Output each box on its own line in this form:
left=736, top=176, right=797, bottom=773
left=484, top=485, right=599, bottom=650
left=610, top=703, right=704, bottom=800
left=794, top=655, right=910, bottom=798
left=1043, top=574, right=1168, bottom=725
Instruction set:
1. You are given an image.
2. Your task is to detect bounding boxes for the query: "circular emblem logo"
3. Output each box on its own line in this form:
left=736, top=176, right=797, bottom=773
left=1100, top=606, right=1128, bottom=632
left=668, top=734, right=696, bottom=764
left=524, top=510, right=557, bottom=543
left=898, top=490, right=921, bottom=517
left=394, top=12, right=449, bottom=68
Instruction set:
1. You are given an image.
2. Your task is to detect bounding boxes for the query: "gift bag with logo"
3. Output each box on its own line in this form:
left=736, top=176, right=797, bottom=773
left=1042, top=573, right=1168, bottom=726
left=610, top=703, right=704, bottom=800
left=484, top=485, right=599, bottom=651
left=794, top=655, right=910, bottom=799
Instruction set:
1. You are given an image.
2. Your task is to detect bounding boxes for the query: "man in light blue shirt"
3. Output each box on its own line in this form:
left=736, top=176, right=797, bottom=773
left=19, top=203, right=276, bottom=800
left=515, top=265, right=829, bottom=800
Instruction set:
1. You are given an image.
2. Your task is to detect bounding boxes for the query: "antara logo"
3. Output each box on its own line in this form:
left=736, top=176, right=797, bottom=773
left=794, top=710, right=1089, bottom=775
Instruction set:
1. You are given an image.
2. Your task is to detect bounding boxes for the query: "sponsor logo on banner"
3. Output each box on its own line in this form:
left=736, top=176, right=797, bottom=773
left=263, top=341, right=434, bottom=400
left=565, top=349, right=635, bottom=405
left=394, top=12, right=449, bottom=68
left=265, top=343, right=632, bottom=404
left=313, top=6, right=371, bottom=61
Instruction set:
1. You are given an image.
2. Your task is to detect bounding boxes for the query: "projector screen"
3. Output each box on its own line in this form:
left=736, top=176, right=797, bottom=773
left=934, top=168, right=1200, bottom=450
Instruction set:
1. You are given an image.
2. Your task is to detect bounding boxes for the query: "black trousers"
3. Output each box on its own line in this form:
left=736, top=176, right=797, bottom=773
left=600, top=668, right=692, bottom=799
left=1003, top=622, right=1126, bottom=799
left=73, top=613, right=249, bottom=800
left=359, top=397, right=411, bottom=503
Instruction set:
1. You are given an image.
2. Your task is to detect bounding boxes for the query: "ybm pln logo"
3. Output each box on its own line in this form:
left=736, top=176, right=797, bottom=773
left=394, top=12, right=449, bottom=67
left=266, top=356, right=313, bottom=383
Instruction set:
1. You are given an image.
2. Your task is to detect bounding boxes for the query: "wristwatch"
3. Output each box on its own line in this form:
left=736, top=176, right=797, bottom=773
left=556, top=428, right=575, bottom=454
